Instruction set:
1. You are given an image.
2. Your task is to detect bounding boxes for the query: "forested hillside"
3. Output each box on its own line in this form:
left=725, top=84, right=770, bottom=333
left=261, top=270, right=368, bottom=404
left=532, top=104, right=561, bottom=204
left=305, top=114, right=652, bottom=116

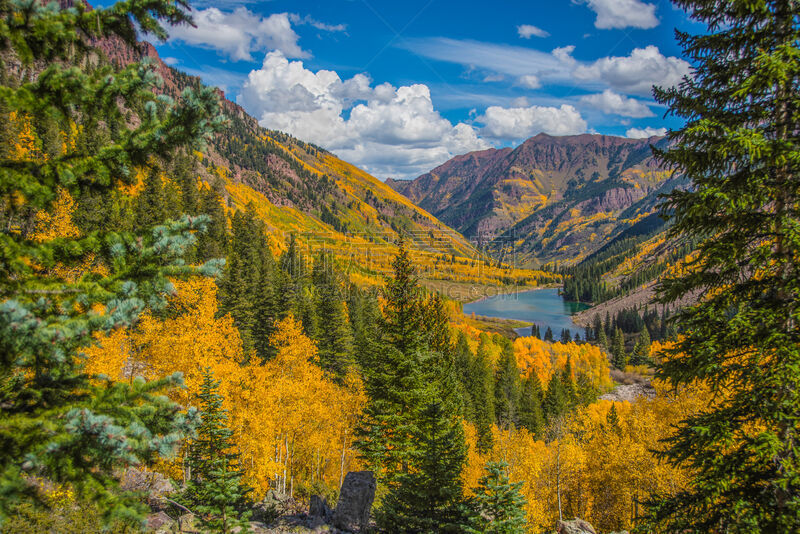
left=94, top=33, right=551, bottom=289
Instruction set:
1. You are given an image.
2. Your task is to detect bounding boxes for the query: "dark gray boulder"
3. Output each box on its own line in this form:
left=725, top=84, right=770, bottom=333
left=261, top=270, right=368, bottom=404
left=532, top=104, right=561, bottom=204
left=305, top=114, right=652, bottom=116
left=332, top=471, right=376, bottom=532
left=310, top=495, right=332, bottom=521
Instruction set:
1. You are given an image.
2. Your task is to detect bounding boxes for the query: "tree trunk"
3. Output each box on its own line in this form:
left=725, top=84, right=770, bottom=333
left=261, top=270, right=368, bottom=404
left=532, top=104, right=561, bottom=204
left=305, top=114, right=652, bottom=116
left=556, top=439, right=563, bottom=522
left=339, top=429, right=348, bottom=489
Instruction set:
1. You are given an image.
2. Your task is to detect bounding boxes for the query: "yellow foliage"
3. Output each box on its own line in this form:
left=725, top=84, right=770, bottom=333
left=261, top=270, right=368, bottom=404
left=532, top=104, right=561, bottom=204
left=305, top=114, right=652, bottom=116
left=234, top=315, right=365, bottom=498
left=513, top=336, right=613, bottom=392
left=30, top=188, right=106, bottom=281
left=9, top=111, right=37, bottom=160
left=136, top=278, right=246, bottom=407
left=463, top=379, right=706, bottom=533
left=82, top=329, right=132, bottom=381
left=82, top=284, right=364, bottom=500
left=31, top=188, right=80, bottom=242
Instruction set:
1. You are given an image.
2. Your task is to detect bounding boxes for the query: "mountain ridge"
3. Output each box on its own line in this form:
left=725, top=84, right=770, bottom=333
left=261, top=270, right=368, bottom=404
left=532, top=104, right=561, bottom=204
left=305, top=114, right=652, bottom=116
left=388, top=133, right=680, bottom=266
left=91, top=35, right=549, bottom=287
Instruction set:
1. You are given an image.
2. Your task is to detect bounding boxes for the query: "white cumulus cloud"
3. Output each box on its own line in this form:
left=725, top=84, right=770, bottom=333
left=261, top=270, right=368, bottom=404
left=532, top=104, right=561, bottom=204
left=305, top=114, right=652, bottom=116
left=479, top=104, right=587, bottom=139
left=580, top=0, right=659, bottom=29
left=626, top=126, right=666, bottom=138
left=517, top=24, right=549, bottom=38
left=169, top=8, right=307, bottom=61
left=580, top=89, right=654, bottom=117
left=237, top=52, right=489, bottom=179
left=552, top=45, right=577, bottom=66
left=574, top=45, right=690, bottom=96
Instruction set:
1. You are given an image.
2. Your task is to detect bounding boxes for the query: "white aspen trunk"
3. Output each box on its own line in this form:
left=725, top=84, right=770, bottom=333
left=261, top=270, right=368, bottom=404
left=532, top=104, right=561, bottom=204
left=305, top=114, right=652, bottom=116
left=339, top=430, right=348, bottom=489
left=289, top=437, right=296, bottom=497
left=276, top=438, right=283, bottom=492
left=556, top=439, right=563, bottom=522
left=282, top=435, right=289, bottom=494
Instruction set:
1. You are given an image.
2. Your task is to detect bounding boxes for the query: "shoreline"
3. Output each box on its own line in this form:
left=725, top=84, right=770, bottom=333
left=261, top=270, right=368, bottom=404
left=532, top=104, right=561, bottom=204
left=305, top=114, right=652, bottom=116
left=462, top=285, right=590, bottom=338
left=463, top=283, right=561, bottom=305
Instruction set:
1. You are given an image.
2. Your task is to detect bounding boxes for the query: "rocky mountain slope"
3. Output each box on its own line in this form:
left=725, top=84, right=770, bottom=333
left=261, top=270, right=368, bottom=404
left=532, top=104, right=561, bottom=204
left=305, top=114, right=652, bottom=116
left=94, top=38, right=548, bottom=286
left=389, top=133, right=686, bottom=266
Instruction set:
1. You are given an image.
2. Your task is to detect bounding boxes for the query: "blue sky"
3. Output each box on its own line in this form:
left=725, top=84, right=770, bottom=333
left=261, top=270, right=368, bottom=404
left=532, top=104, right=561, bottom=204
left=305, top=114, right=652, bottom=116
left=151, top=0, right=700, bottom=179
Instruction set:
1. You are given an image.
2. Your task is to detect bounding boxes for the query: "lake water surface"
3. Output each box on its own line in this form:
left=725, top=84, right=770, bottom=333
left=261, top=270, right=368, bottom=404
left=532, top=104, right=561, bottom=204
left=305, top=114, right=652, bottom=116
left=462, top=288, right=590, bottom=338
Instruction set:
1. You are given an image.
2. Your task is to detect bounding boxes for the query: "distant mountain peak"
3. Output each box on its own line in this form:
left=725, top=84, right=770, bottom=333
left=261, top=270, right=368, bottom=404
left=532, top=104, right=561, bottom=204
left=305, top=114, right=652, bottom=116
left=389, top=132, right=676, bottom=266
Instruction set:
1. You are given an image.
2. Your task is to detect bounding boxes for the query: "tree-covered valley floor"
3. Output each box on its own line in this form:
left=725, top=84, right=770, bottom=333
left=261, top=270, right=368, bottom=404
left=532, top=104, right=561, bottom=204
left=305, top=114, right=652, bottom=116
left=3, top=0, right=799, bottom=533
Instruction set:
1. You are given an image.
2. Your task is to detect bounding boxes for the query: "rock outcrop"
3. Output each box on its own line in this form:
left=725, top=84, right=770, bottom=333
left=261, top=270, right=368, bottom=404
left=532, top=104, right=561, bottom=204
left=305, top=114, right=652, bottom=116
left=145, top=511, right=175, bottom=532
left=557, top=518, right=598, bottom=534
left=252, top=490, right=299, bottom=524
left=309, top=495, right=333, bottom=522
left=332, top=471, right=376, bottom=532
left=255, top=472, right=375, bottom=533
left=121, top=468, right=174, bottom=500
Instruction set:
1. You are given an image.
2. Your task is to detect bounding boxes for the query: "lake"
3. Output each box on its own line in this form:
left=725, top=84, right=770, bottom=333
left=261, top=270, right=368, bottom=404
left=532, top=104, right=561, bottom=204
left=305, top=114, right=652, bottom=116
left=462, top=288, right=590, bottom=339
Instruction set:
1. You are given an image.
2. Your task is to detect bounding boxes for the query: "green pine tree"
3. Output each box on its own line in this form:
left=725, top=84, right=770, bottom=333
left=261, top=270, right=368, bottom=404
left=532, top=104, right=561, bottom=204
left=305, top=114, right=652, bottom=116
left=347, top=286, right=383, bottom=371
left=494, top=341, right=521, bottom=429
left=312, top=252, right=354, bottom=380
left=377, top=402, right=470, bottom=533
left=575, top=373, right=599, bottom=406
left=467, top=461, right=527, bottom=534
left=182, top=369, right=252, bottom=533
left=218, top=207, right=272, bottom=355
left=356, top=344, right=431, bottom=486
left=196, top=184, right=228, bottom=262
left=560, top=328, right=572, bottom=343
left=135, top=167, right=167, bottom=229
left=560, top=358, right=577, bottom=408
left=543, top=326, right=554, bottom=342
left=420, top=293, right=463, bottom=413
left=630, top=327, right=651, bottom=365
left=611, top=327, right=627, bottom=370
left=518, top=373, right=544, bottom=438
left=543, top=371, right=567, bottom=423
left=356, top=242, right=431, bottom=486
left=280, top=233, right=307, bottom=283
left=251, top=248, right=279, bottom=363
left=454, top=331, right=475, bottom=420
left=0, top=0, right=224, bottom=524
left=643, top=0, right=800, bottom=531
left=593, top=314, right=603, bottom=343
left=606, top=403, right=621, bottom=434
left=162, top=175, right=183, bottom=222
left=597, top=325, right=608, bottom=349
left=382, top=236, right=424, bottom=356
left=468, top=338, right=495, bottom=453
left=423, top=293, right=452, bottom=356
left=297, top=287, right=319, bottom=340
left=173, top=148, right=200, bottom=216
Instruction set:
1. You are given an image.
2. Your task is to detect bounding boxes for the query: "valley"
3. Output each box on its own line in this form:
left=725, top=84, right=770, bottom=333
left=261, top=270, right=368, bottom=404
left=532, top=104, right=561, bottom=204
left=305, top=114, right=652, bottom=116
left=2, top=1, right=795, bottom=534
